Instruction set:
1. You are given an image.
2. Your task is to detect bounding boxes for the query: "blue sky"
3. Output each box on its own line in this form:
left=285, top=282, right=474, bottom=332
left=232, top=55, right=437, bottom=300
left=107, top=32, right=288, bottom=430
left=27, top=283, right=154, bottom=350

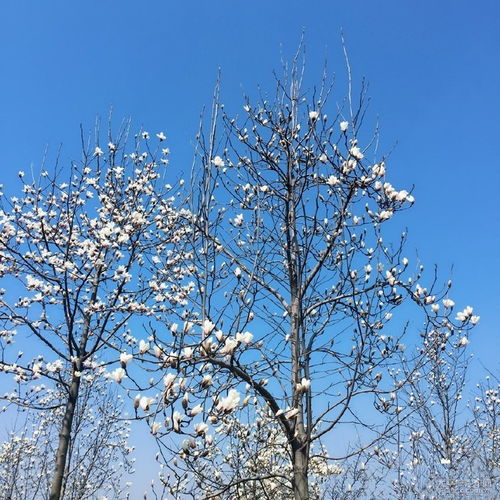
left=1, top=0, right=499, bottom=495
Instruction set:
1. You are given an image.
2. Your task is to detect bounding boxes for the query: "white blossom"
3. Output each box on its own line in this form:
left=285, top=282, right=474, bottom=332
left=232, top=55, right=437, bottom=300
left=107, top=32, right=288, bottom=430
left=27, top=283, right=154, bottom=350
left=139, top=396, right=155, bottom=411
left=139, top=340, right=150, bottom=354
left=235, top=331, right=253, bottom=344
left=190, top=404, right=203, bottom=417
left=151, top=421, right=162, bottom=435
left=443, top=298, right=455, bottom=308
left=233, top=213, right=244, bottom=227
left=221, top=337, right=238, bottom=355
left=201, top=319, right=215, bottom=337
left=456, top=305, right=474, bottom=322
left=211, top=156, right=225, bottom=168
left=309, top=110, right=319, bottom=121
left=109, top=367, right=126, bottom=383
left=216, top=389, right=240, bottom=413
left=378, top=210, right=393, bottom=221
left=120, top=352, right=133, bottom=365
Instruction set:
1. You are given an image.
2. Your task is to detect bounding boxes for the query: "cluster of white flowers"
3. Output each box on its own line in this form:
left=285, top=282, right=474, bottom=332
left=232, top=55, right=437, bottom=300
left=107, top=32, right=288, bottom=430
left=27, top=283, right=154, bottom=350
left=456, top=305, right=480, bottom=324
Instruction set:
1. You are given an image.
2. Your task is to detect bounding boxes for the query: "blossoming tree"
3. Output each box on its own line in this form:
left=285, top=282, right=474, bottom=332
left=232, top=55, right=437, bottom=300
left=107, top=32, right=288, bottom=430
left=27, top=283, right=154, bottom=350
left=142, top=61, right=477, bottom=499
left=329, top=370, right=498, bottom=500
left=0, top=128, right=190, bottom=500
left=0, top=376, right=133, bottom=499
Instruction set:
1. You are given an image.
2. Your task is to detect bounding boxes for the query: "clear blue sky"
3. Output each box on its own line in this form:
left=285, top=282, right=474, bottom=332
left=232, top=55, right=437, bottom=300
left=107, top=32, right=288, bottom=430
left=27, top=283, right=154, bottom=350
left=1, top=0, right=499, bottom=495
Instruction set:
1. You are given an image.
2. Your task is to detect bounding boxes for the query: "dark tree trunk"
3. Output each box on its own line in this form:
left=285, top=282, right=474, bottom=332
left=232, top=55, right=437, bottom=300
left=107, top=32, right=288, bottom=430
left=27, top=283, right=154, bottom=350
left=49, top=371, right=81, bottom=500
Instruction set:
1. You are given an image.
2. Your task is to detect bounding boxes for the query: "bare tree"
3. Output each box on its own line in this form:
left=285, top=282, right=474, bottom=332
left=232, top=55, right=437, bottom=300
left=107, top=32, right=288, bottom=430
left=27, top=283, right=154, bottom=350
left=0, top=126, right=189, bottom=500
left=142, top=53, right=477, bottom=499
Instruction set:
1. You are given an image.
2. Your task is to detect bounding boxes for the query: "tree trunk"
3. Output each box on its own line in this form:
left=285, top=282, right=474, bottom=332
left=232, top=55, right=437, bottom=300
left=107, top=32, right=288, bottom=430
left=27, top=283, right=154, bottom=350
left=292, top=442, right=309, bottom=500
left=49, top=371, right=81, bottom=500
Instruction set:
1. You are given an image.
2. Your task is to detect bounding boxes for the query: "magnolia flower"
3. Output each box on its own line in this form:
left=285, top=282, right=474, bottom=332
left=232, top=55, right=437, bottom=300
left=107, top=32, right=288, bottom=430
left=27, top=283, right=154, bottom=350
left=340, top=121, right=349, bottom=132
left=378, top=210, right=393, bottom=221
left=443, top=298, right=455, bottom=308
left=221, top=337, right=238, bottom=355
left=139, top=396, right=155, bottom=411
left=182, top=347, right=194, bottom=359
left=134, top=394, right=141, bottom=409
left=194, top=422, right=209, bottom=435
left=216, top=389, right=240, bottom=413
left=471, top=315, right=480, bottom=325
left=372, top=163, right=385, bottom=177
left=386, top=270, right=396, bottom=286
left=350, top=146, right=364, bottom=160
left=120, top=352, right=133, bottom=365
left=319, top=153, right=328, bottom=163
left=234, top=267, right=242, bottom=279
left=309, top=110, right=319, bottom=121
left=139, top=339, right=150, bottom=354
left=296, top=377, right=311, bottom=392
left=211, top=156, right=225, bottom=168
left=458, top=337, right=469, bottom=347
left=190, top=404, right=203, bottom=417
left=456, top=305, right=474, bottom=322
left=94, top=147, right=104, bottom=157
left=151, top=422, right=161, bottom=435
left=163, top=372, right=176, bottom=390
left=108, top=142, right=116, bottom=151
left=201, top=374, right=213, bottom=388
left=156, top=132, right=166, bottom=141
left=173, top=411, right=184, bottom=432
left=395, top=190, right=409, bottom=202
left=233, top=213, right=244, bottom=227
left=109, top=367, right=126, bottom=383
left=235, top=331, right=253, bottom=344
left=327, top=175, right=339, bottom=187
left=201, top=319, right=215, bottom=337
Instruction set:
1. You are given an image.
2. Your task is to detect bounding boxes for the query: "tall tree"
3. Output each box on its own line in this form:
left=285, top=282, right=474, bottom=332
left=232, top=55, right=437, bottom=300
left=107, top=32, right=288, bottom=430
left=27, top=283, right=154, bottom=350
left=144, top=57, right=477, bottom=499
left=0, top=126, right=189, bottom=500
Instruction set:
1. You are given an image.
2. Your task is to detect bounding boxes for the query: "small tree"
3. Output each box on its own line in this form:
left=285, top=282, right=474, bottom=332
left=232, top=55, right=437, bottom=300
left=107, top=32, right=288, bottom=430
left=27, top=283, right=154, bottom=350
left=464, top=375, right=499, bottom=497
left=344, top=344, right=499, bottom=500
left=0, top=127, right=189, bottom=500
left=0, top=376, right=133, bottom=500
left=157, top=399, right=341, bottom=498
left=144, top=56, right=477, bottom=499
left=349, top=327, right=474, bottom=499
